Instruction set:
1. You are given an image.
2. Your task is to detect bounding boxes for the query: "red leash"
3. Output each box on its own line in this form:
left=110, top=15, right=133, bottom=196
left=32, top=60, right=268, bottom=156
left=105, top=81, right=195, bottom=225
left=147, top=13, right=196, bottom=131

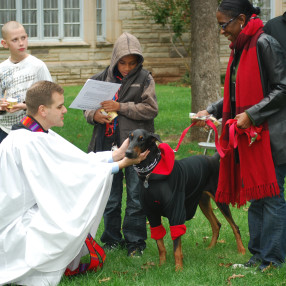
left=173, top=119, right=262, bottom=159
left=173, top=119, right=225, bottom=157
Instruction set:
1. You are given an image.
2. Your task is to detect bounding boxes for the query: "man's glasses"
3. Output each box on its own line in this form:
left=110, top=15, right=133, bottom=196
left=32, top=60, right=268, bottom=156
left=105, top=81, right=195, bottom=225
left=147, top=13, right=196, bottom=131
left=219, top=16, right=237, bottom=30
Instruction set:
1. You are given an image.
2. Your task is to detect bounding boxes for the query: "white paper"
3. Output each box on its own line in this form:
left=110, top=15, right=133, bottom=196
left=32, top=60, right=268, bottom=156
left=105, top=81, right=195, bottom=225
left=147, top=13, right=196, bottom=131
left=69, top=79, right=121, bottom=110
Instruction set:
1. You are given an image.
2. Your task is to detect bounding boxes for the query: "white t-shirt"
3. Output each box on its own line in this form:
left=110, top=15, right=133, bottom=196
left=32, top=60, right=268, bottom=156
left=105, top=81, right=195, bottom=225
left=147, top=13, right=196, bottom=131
left=0, top=55, right=52, bottom=133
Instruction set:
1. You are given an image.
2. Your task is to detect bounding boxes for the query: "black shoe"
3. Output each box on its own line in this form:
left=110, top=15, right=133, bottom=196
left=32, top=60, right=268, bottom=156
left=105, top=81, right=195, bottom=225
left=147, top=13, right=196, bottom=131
left=103, top=240, right=126, bottom=251
left=127, top=247, right=144, bottom=257
left=102, top=242, right=118, bottom=251
left=244, top=257, right=261, bottom=268
left=258, top=262, right=280, bottom=272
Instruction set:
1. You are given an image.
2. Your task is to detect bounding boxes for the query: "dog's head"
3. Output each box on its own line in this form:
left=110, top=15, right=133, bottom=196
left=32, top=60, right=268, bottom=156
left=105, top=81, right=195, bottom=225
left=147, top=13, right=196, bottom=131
left=125, top=129, right=162, bottom=159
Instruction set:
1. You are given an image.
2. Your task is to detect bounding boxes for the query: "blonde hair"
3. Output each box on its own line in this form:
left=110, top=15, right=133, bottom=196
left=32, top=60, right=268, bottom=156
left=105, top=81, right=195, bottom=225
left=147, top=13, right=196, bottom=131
left=1, top=21, right=25, bottom=39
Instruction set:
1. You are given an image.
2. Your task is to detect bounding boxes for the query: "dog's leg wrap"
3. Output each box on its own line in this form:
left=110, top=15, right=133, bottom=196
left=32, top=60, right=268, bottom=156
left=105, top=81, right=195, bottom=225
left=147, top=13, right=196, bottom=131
left=150, top=224, right=166, bottom=240
left=170, top=224, right=186, bottom=240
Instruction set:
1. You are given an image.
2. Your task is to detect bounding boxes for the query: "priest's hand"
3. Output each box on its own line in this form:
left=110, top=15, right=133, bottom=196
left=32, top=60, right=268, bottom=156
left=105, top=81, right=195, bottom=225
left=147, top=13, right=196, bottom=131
left=112, top=138, right=129, bottom=162
left=117, top=150, right=150, bottom=170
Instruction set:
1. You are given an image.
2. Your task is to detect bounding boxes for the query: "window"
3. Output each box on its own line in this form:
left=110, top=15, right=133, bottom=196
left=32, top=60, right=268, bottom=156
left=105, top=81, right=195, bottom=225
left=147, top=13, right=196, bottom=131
left=96, top=0, right=106, bottom=41
left=0, top=0, right=83, bottom=42
left=252, top=0, right=275, bottom=23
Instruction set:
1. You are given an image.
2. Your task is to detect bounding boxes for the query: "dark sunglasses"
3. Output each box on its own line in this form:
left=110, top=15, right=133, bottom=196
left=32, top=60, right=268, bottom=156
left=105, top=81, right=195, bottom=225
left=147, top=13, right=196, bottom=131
left=219, top=16, right=238, bottom=30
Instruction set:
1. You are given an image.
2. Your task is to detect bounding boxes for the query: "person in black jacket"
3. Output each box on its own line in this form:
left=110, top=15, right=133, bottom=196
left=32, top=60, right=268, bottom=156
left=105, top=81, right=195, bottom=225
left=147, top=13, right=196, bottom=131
left=196, top=0, right=286, bottom=272
left=84, top=33, right=158, bottom=257
left=264, top=12, right=286, bottom=51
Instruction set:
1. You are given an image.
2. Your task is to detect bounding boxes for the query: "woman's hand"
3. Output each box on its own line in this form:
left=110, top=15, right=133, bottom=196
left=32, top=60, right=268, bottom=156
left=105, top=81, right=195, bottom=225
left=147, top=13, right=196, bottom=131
left=193, top=110, right=210, bottom=127
left=235, top=112, right=251, bottom=129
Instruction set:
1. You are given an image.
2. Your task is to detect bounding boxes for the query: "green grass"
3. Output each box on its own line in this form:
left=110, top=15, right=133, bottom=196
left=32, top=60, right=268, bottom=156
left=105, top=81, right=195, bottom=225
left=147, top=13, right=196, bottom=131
left=54, top=84, right=286, bottom=286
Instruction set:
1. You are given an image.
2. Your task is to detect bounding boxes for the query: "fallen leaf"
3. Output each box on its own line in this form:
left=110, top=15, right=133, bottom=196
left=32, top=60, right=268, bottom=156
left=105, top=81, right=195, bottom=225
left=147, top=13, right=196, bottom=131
left=243, top=207, right=249, bottom=211
left=141, top=261, right=156, bottom=270
left=219, top=263, right=233, bottom=268
left=217, top=239, right=226, bottom=244
left=227, top=274, right=244, bottom=285
left=203, top=236, right=209, bottom=242
left=132, top=272, right=139, bottom=281
left=99, top=277, right=111, bottom=283
left=76, top=134, right=83, bottom=138
left=143, top=261, right=155, bottom=266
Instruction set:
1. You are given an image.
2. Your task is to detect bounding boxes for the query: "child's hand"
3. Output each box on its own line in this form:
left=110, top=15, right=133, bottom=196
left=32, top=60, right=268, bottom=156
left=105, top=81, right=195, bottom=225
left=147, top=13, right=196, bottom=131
left=6, top=103, right=26, bottom=113
left=101, top=100, right=120, bottom=112
left=0, top=99, right=9, bottom=111
left=93, top=108, right=111, bottom=124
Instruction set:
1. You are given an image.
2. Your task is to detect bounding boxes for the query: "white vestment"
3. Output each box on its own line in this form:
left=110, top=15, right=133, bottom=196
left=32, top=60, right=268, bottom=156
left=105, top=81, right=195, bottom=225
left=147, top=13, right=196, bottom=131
left=0, top=129, right=115, bottom=286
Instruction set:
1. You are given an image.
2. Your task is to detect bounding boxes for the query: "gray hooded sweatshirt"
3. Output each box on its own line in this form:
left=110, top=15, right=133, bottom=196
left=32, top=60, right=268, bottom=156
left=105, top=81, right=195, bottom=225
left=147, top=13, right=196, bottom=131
left=84, top=32, right=158, bottom=152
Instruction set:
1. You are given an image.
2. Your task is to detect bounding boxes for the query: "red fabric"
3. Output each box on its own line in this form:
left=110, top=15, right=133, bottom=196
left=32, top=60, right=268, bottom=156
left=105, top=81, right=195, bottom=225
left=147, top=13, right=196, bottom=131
left=65, top=234, right=105, bottom=276
left=170, top=225, right=186, bottom=240
left=150, top=224, right=167, bottom=240
left=174, top=120, right=221, bottom=155
left=174, top=122, right=197, bottom=152
left=215, top=16, right=280, bottom=207
left=152, top=143, right=175, bottom=175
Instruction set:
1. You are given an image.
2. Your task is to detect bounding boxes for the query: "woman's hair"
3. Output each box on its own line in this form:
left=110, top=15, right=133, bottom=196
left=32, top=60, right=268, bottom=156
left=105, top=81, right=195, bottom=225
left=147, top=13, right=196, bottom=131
left=218, top=0, right=261, bottom=19
left=25, top=81, right=64, bottom=116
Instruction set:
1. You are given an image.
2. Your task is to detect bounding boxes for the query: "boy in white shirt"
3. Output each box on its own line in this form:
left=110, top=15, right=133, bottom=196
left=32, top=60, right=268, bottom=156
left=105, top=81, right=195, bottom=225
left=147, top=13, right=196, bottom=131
left=0, top=21, right=52, bottom=142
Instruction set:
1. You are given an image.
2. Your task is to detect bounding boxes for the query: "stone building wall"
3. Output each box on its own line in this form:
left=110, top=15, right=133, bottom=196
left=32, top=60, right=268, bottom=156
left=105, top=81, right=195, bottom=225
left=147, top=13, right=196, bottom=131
left=0, top=0, right=284, bottom=86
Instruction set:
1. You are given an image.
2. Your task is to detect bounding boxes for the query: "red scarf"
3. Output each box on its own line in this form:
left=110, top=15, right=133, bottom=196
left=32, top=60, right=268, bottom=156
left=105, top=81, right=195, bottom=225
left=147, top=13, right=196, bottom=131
left=215, top=16, right=280, bottom=207
left=152, top=143, right=175, bottom=175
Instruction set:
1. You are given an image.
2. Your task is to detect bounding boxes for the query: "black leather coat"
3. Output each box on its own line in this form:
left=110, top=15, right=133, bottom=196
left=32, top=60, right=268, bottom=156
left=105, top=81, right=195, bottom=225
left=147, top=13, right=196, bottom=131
left=207, top=33, right=286, bottom=166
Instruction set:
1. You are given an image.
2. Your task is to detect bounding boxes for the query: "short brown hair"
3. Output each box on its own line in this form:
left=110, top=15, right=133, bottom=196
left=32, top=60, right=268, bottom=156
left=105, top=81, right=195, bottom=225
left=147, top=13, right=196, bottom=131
left=1, top=21, right=25, bottom=39
left=25, top=81, right=64, bottom=116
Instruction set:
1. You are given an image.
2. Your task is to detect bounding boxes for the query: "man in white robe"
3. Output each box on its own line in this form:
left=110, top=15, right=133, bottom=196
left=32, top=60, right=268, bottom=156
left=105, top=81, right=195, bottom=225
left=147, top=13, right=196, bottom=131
left=0, top=81, right=148, bottom=286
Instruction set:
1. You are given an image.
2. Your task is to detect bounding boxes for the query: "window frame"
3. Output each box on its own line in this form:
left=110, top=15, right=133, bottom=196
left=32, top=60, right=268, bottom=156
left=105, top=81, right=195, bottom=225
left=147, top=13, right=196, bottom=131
left=0, top=0, right=84, bottom=43
left=252, top=0, right=275, bottom=22
left=96, top=0, right=106, bottom=42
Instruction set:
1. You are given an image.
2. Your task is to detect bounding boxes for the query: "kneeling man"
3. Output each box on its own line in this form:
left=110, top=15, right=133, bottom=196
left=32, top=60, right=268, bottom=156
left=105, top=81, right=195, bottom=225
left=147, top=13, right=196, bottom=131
left=0, top=81, right=147, bottom=286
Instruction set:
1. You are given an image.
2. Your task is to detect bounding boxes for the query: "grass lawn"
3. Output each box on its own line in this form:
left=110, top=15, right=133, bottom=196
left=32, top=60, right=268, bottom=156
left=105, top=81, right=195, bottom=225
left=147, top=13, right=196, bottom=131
left=54, top=84, right=286, bottom=286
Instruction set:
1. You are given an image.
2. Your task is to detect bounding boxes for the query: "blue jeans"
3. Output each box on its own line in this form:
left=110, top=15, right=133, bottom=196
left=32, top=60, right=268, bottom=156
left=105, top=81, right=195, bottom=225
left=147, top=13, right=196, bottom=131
left=248, top=163, right=286, bottom=265
left=0, top=128, right=8, bottom=143
left=100, top=165, right=147, bottom=250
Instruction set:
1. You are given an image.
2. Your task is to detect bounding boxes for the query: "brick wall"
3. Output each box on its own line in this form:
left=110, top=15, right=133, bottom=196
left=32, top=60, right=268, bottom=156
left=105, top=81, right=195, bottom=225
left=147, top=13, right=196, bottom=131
left=0, top=0, right=284, bottom=86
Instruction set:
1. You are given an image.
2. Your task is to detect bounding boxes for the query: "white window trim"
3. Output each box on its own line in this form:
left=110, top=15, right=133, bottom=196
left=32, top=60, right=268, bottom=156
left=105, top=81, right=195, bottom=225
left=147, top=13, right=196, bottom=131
left=96, top=0, right=106, bottom=42
left=1, top=0, right=84, bottom=43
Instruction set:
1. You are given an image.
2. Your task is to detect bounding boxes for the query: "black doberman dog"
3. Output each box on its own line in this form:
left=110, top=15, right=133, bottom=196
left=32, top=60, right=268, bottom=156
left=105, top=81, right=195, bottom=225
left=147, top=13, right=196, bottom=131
left=126, top=129, right=245, bottom=270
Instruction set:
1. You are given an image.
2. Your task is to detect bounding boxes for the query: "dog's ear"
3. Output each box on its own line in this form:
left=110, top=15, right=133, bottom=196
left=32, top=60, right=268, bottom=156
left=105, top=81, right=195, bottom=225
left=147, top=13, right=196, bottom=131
left=150, top=132, right=162, bottom=143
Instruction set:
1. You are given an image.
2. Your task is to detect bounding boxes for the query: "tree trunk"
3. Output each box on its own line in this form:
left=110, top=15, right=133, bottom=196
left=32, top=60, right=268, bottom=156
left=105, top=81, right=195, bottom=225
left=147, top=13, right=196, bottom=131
left=189, top=0, right=221, bottom=142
